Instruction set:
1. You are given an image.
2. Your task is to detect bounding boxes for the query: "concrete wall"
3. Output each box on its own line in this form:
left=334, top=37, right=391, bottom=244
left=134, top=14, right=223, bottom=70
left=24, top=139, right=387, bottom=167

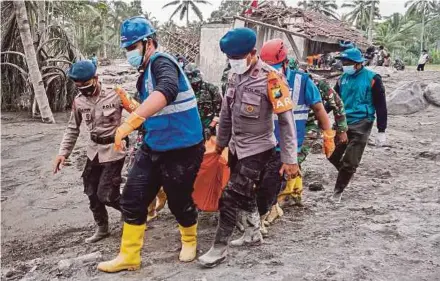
left=199, top=23, right=233, bottom=86
left=199, top=20, right=308, bottom=86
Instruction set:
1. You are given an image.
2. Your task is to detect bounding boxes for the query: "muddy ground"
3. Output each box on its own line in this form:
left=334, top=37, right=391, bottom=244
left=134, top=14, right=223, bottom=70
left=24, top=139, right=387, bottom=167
left=1, top=67, right=440, bottom=281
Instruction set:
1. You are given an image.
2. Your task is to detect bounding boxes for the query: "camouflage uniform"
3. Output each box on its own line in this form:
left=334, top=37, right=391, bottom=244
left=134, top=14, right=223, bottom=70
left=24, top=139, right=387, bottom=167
left=221, top=63, right=231, bottom=97
left=185, top=63, right=222, bottom=137
left=298, top=79, right=348, bottom=164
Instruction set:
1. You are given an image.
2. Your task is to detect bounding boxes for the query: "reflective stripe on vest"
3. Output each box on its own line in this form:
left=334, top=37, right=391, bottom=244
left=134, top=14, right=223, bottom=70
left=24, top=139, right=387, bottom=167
left=274, top=71, right=308, bottom=150
left=141, top=52, right=203, bottom=151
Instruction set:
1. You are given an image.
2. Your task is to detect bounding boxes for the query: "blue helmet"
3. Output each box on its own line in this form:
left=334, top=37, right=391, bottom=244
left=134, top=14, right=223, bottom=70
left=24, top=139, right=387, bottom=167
left=120, top=16, right=156, bottom=48
left=335, top=48, right=365, bottom=63
left=67, top=60, right=96, bottom=82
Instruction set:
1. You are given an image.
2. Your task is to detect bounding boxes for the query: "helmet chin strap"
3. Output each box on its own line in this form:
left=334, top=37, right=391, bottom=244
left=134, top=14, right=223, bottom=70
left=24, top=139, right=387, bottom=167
left=138, top=39, right=155, bottom=72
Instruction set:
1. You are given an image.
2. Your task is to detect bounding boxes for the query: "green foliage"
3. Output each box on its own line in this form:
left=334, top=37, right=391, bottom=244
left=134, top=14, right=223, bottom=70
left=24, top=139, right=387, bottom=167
left=373, top=1, right=440, bottom=65
left=298, top=0, right=339, bottom=20
left=209, top=0, right=244, bottom=22
left=341, top=0, right=380, bottom=31
left=162, top=0, right=211, bottom=25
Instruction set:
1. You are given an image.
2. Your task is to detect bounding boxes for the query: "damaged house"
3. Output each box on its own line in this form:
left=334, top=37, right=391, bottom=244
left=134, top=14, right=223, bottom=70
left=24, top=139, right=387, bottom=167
left=198, top=4, right=369, bottom=85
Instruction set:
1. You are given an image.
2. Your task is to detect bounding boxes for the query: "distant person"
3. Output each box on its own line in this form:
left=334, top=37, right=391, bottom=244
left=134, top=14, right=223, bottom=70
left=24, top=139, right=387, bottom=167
left=417, top=49, right=430, bottom=71
left=91, top=53, right=98, bottom=67
left=330, top=48, right=388, bottom=203
left=53, top=60, right=139, bottom=243
left=383, top=54, right=391, bottom=67
left=378, top=46, right=388, bottom=66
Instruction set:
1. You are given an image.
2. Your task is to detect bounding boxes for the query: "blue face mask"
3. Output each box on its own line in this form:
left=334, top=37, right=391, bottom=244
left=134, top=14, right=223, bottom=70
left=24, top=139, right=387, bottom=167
left=126, top=49, right=143, bottom=68
left=342, top=65, right=356, bottom=75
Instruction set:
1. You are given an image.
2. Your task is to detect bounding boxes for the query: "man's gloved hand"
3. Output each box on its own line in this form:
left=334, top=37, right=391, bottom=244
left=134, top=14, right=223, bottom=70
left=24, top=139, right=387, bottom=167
left=114, top=112, right=145, bottom=151
left=375, top=132, right=386, bottom=147
left=323, top=129, right=336, bottom=158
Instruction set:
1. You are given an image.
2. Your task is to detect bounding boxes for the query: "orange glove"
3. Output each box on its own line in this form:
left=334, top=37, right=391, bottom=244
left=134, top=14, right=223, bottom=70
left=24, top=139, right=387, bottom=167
left=115, top=85, right=140, bottom=113
left=114, top=112, right=145, bottom=151
left=323, top=129, right=336, bottom=158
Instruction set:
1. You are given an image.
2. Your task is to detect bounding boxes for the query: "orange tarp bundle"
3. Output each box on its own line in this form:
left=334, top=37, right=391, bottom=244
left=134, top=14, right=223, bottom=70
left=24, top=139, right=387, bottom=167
left=192, top=137, right=230, bottom=212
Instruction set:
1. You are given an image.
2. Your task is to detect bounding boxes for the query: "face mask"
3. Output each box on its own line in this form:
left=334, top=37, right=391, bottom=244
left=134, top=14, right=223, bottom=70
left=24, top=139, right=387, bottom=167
left=342, top=65, right=356, bottom=75
left=229, top=57, right=250, bottom=75
left=179, top=62, right=184, bottom=68
left=126, top=49, right=143, bottom=68
left=78, top=81, right=96, bottom=96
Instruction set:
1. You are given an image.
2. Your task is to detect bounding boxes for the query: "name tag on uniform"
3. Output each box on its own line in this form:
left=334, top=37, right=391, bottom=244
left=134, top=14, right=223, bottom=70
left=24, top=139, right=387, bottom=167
left=102, top=103, right=116, bottom=109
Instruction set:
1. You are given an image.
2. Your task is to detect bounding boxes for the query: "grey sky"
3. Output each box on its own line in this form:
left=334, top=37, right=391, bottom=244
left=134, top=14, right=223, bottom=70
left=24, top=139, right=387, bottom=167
left=141, top=0, right=409, bottom=26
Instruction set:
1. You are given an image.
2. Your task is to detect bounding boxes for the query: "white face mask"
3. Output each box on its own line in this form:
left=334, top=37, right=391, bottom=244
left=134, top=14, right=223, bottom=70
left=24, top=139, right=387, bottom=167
left=229, top=58, right=250, bottom=74
left=342, top=65, right=356, bottom=75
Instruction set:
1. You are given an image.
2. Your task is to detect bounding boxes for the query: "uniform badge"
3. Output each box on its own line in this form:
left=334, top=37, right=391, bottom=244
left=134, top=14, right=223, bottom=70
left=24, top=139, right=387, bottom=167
left=246, top=105, right=254, bottom=113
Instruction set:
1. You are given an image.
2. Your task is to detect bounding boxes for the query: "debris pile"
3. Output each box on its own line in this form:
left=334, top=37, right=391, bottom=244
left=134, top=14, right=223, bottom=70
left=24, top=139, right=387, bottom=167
left=244, top=3, right=369, bottom=48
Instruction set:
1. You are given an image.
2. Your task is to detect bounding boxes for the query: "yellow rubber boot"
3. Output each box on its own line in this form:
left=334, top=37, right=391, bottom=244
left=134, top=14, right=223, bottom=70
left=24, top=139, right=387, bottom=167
left=278, top=179, right=295, bottom=206
left=291, top=176, right=303, bottom=206
left=97, top=223, right=146, bottom=273
left=156, top=188, right=167, bottom=212
left=178, top=223, right=197, bottom=262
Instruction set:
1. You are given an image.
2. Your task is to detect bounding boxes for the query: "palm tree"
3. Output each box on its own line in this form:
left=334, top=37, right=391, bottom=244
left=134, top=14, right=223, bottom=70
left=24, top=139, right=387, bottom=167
left=405, top=0, right=437, bottom=52
left=162, top=0, right=211, bottom=26
left=342, top=0, right=380, bottom=33
left=298, top=0, right=339, bottom=20
left=13, top=0, right=55, bottom=123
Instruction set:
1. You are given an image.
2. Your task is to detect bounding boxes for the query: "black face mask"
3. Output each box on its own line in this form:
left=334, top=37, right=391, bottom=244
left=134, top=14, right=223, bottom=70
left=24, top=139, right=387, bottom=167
left=78, top=82, right=96, bottom=96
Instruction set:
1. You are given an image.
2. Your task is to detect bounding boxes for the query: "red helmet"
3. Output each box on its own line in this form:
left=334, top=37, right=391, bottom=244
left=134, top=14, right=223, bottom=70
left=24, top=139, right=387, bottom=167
left=260, top=39, right=288, bottom=65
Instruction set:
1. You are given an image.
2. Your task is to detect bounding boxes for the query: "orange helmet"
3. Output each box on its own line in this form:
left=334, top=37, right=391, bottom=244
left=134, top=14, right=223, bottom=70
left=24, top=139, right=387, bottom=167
left=260, top=39, right=288, bottom=65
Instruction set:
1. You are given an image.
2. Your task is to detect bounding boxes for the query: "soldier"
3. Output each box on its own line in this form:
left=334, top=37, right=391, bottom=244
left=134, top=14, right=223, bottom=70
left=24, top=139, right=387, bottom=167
left=97, top=16, right=204, bottom=273
left=220, top=62, right=231, bottom=98
left=198, top=28, right=299, bottom=268
left=185, top=63, right=222, bottom=140
left=53, top=60, right=139, bottom=243
left=298, top=78, right=348, bottom=166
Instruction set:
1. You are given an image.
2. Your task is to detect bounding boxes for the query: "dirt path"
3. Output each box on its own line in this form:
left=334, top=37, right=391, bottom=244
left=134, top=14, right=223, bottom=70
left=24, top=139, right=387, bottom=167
left=2, top=72, right=440, bottom=280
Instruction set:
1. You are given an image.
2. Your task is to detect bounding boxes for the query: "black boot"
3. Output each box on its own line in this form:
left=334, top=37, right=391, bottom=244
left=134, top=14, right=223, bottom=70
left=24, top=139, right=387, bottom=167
left=332, top=170, right=353, bottom=203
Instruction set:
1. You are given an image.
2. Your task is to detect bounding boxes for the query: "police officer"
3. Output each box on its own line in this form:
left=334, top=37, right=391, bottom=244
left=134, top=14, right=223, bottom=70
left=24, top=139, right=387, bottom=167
left=184, top=63, right=222, bottom=140
left=259, top=39, right=335, bottom=226
left=198, top=28, right=299, bottom=268
left=97, top=16, right=204, bottom=273
left=54, top=60, right=138, bottom=243
left=330, top=48, right=387, bottom=203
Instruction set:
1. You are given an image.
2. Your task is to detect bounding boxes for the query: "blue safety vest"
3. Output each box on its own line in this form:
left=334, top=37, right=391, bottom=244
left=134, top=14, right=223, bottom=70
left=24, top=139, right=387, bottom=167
left=274, top=69, right=309, bottom=150
left=140, top=52, right=203, bottom=151
left=339, top=67, right=376, bottom=125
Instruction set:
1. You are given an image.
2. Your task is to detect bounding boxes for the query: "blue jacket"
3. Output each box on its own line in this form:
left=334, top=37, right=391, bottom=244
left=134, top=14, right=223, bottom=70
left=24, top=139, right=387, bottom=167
left=339, top=67, right=376, bottom=125
left=274, top=69, right=322, bottom=150
left=140, top=52, right=203, bottom=151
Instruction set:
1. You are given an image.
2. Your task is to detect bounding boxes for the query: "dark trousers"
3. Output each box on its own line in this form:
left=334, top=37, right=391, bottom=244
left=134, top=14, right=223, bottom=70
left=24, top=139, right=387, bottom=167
left=215, top=148, right=280, bottom=242
left=328, top=119, right=373, bottom=174
left=417, top=64, right=425, bottom=71
left=121, top=142, right=205, bottom=226
left=82, top=156, right=125, bottom=226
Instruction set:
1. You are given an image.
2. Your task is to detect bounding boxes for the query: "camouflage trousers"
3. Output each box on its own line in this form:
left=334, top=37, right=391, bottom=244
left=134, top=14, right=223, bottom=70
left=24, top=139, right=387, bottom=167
left=297, top=124, right=321, bottom=166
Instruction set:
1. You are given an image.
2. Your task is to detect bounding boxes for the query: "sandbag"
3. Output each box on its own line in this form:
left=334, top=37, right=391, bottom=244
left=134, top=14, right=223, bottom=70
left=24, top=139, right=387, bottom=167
left=192, top=138, right=230, bottom=212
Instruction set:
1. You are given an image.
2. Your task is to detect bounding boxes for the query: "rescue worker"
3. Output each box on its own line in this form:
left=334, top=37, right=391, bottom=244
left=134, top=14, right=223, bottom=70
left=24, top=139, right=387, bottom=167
left=53, top=60, right=139, bottom=243
left=184, top=63, right=222, bottom=140
left=97, top=16, right=204, bottom=273
left=259, top=39, right=335, bottom=225
left=330, top=48, right=387, bottom=203
left=91, top=53, right=98, bottom=67
left=198, top=28, right=299, bottom=268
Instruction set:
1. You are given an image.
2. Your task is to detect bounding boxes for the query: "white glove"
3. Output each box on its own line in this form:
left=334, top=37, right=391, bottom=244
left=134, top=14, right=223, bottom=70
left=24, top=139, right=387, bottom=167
left=375, top=132, right=386, bottom=147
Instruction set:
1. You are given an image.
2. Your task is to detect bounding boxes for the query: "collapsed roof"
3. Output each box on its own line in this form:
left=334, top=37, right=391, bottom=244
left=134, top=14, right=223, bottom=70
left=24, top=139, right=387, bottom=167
left=237, top=4, right=370, bottom=49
